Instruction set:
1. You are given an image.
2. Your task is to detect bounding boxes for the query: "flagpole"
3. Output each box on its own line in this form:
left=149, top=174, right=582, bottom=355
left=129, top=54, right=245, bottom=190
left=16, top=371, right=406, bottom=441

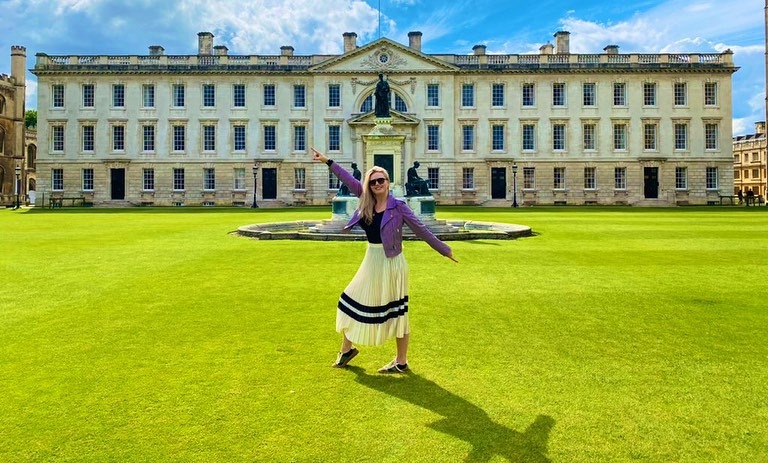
left=378, top=0, right=382, bottom=38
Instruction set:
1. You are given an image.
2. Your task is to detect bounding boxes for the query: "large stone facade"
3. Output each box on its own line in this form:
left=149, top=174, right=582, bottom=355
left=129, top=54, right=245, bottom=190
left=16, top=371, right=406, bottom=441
left=32, top=31, right=736, bottom=207
left=732, top=122, right=767, bottom=198
left=0, top=46, right=27, bottom=207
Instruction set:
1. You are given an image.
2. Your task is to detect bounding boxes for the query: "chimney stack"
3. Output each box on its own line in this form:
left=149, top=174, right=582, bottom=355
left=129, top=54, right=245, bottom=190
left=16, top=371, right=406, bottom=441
left=756, top=121, right=766, bottom=136
left=281, top=46, right=294, bottom=57
left=472, top=44, right=487, bottom=56
left=408, top=31, right=423, bottom=52
left=343, top=32, right=357, bottom=53
left=539, top=43, right=554, bottom=55
left=554, top=31, right=570, bottom=54
left=604, top=45, right=619, bottom=55
left=149, top=45, right=165, bottom=56
left=214, top=45, right=228, bottom=56
left=198, top=32, right=214, bottom=55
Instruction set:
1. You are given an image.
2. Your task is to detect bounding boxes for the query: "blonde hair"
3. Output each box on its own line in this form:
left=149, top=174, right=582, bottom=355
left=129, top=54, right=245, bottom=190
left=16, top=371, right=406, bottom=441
left=358, top=166, right=390, bottom=224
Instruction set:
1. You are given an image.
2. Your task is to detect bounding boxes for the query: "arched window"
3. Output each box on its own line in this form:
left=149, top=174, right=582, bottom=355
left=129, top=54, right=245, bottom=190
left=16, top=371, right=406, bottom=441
left=0, top=126, right=5, bottom=155
left=27, top=144, right=37, bottom=169
left=0, top=95, right=6, bottom=114
left=359, top=92, right=408, bottom=113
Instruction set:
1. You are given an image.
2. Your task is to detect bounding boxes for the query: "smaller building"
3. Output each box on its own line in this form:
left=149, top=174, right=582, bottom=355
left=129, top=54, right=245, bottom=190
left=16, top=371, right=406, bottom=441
left=0, top=46, right=27, bottom=207
left=733, top=122, right=767, bottom=199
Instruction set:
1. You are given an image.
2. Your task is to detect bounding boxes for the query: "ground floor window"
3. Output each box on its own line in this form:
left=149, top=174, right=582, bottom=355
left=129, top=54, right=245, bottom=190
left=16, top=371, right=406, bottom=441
left=82, top=168, right=94, bottom=191
left=706, top=167, right=718, bottom=190
left=614, top=167, right=626, bottom=190
left=52, top=169, right=64, bottom=191
left=294, top=168, right=306, bottom=190
left=143, top=168, right=155, bottom=191
left=553, top=167, right=565, bottom=189
left=427, top=167, right=439, bottom=189
left=462, top=168, right=474, bottom=189
left=173, top=168, right=185, bottom=191
left=523, top=167, right=535, bottom=189
left=675, top=167, right=688, bottom=190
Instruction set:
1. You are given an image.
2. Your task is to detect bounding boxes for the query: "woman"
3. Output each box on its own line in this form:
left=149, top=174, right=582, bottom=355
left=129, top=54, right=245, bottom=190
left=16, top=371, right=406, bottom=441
left=312, top=148, right=457, bottom=374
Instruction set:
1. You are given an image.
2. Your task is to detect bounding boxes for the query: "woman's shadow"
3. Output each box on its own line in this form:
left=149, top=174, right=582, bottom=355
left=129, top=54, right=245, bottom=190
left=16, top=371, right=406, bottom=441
left=348, top=367, right=555, bottom=463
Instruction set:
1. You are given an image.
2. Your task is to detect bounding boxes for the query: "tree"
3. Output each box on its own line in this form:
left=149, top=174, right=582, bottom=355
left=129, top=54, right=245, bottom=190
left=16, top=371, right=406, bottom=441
left=25, top=110, right=37, bottom=129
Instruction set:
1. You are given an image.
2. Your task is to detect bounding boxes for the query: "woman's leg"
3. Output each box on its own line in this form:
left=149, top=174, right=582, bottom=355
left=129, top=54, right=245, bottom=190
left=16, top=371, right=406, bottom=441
left=395, top=333, right=409, bottom=365
left=340, top=333, right=353, bottom=353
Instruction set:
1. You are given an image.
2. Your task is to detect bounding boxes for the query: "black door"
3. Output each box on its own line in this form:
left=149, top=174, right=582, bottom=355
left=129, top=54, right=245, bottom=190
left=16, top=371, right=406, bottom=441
left=644, top=167, right=659, bottom=199
left=262, top=168, right=277, bottom=200
left=373, top=154, right=394, bottom=180
left=111, top=168, right=125, bottom=200
left=491, top=168, right=507, bottom=199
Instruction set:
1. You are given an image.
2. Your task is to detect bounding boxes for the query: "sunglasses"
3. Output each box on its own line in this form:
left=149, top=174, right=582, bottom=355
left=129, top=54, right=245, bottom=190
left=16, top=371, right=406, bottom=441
left=369, top=177, right=388, bottom=186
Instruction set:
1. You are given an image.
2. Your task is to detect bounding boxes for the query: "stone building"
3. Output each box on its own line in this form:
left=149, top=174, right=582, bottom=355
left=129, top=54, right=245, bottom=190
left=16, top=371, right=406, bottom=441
left=0, top=46, right=26, bottom=207
left=732, top=121, right=766, bottom=199
left=31, top=31, right=736, bottom=207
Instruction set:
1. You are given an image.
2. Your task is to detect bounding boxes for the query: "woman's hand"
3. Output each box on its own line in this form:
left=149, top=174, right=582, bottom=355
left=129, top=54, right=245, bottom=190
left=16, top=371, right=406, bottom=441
left=311, top=148, right=328, bottom=164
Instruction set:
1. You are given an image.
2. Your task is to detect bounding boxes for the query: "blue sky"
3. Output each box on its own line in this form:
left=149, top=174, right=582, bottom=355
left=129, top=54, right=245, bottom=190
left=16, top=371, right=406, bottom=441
left=1, top=0, right=764, bottom=135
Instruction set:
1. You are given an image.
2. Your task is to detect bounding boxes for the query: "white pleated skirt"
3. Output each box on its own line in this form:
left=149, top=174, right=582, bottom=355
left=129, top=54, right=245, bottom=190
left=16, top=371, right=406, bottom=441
left=336, top=243, right=410, bottom=346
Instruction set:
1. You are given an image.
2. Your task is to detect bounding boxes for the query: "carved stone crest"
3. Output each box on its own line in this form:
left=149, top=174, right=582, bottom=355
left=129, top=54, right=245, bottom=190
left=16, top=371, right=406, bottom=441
left=361, top=47, right=406, bottom=71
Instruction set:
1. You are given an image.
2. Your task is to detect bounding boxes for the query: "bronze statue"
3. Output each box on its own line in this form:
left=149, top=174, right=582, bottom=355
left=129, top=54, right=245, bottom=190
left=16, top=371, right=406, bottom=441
left=338, top=163, right=362, bottom=196
left=406, top=161, right=431, bottom=196
left=374, top=74, right=390, bottom=118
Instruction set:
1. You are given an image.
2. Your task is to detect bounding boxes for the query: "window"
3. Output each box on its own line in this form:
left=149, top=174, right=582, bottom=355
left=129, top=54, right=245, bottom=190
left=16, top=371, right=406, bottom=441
left=674, top=82, right=687, bottom=106
left=613, top=83, right=626, bottom=106
left=492, top=83, right=504, bottom=107
left=173, top=125, right=185, bottom=151
left=234, top=168, right=246, bottom=190
left=52, top=126, right=65, bottom=151
left=52, top=84, right=65, bottom=108
left=264, top=125, right=276, bottom=151
left=233, top=84, right=246, bottom=108
left=328, top=84, right=341, bottom=108
left=394, top=94, right=408, bottom=112
left=143, top=125, right=155, bottom=152
left=552, top=83, right=566, bottom=107
left=294, top=125, right=306, bottom=152
left=644, top=123, right=657, bottom=150
left=706, top=167, right=718, bottom=189
left=113, top=84, right=125, bottom=108
left=427, top=84, right=440, bottom=107
left=203, top=125, right=216, bottom=151
left=553, top=124, right=566, bottom=151
left=360, top=95, right=373, bottom=113
left=704, top=82, right=717, bottom=106
left=705, top=123, right=718, bottom=150
left=584, top=167, right=596, bottom=190
left=52, top=168, right=64, bottom=191
left=293, top=84, right=306, bottom=108
left=82, top=84, right=94, bottom=108
left=675, top=123, right=688, bottom=150
left=554, top=167, right=566, bottom=189
left=82, top=168, right=94, bottom=191
left=492, top=125, right=504, bottom=151
left=462, top=84, right=474, bottom=107
left=522, top=83, right=535, bottom=107
left=173, top=168, right=185, bottom=191
left=143, top=84, right=155, bottom=108
left=523, top=167, right=535, bottom=189
left=462, top=125, right=475, bottom=151
left=173, top=84, right=185, bottom=107
left=462, top=168, right=474, bottom=189
left=427, top=168, right=439, bottom=189
left=82, top=125, right=95, bottom=152
left=143, top=168, right=154, bottom=191
left=263, top=84, right=276, bottom=106
left=203, top=168, right=215, bottom=190
left=614, top=167, right=626, bottom=190
left=744, top=169, right=750, bottom=179
left=752, top=153, right=759, bottom=162
left=675, top=167, right=687, bottom=190
left=582, top=83, right=595, bottom=106
left=522, top=124, right=536, bottom=151
left=427, top=125, right=440, bottom=151
left=328, top=170, right=341, bottom=190
left=112, top=125, right=125, bottom=151
left=294, top=168, right=306, bottom=190
left=752, top=168, right=760, bottom=178
left=328, top=125, right=341, bottom=151
left=233, top=125, right=246, bottom=151
left=644, top=83, right=656, bottom=106
left=583, top=124, right=596, bottom=150
left=734, top=170, right=740, bottom=179
left=203, top=84, right=215, bottom=107
left=613, top=123, right=627, bottom=150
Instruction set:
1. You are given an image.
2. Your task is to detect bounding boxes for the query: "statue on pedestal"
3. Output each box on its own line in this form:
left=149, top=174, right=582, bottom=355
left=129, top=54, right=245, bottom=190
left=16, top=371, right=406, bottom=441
left=406, top=161, right=431, bottom=197
left=374, top=74, right=391, bottom=118
left=338, top=163, right=362, bottom=196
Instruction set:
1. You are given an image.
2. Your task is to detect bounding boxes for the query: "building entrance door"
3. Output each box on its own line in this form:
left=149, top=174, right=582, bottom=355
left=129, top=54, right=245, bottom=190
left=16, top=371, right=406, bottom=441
left=110, top=168, right=125, bottom=200
left=262, top=168, right=277, bottom=200
left=644, top=167, right=659, bottom=199
left=491, top=167, right=507, bottom=199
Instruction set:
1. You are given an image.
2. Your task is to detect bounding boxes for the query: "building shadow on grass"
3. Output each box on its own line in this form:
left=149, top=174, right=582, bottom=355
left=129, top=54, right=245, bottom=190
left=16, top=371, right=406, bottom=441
left=348, top=367, right=555, bottom=463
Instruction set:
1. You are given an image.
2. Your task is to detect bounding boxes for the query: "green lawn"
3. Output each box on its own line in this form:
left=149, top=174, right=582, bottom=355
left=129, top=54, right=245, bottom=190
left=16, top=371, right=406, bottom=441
left=1, top=206, right=767, bottom=462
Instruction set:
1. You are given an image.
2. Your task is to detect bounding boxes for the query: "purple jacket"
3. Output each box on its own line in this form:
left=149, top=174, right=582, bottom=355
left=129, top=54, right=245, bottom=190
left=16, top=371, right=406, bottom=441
left=330, top=161, right=452, bottom=259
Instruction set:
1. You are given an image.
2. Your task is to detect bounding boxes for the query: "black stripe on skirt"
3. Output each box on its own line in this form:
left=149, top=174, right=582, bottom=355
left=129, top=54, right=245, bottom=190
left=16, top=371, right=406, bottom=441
left=338, top=292, right=409, bottom=324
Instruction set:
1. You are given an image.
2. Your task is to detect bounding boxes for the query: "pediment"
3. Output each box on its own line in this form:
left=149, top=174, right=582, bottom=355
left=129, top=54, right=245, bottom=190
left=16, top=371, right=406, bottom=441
left=311, top=38, right=457, bottom=74
left=348, top=110, right=420, bottom=126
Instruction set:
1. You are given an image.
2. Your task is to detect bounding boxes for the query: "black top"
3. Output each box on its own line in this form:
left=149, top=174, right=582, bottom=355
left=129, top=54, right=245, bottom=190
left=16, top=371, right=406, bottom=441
left=359, top=210, right=384, bottom=243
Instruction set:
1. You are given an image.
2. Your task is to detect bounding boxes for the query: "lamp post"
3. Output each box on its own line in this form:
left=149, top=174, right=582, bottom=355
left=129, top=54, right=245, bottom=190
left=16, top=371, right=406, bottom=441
left=511, top=162, right=518, bottom=208
left=14, top=164, right=21, bottom=210
left=251, top=165, right=259, bottom=208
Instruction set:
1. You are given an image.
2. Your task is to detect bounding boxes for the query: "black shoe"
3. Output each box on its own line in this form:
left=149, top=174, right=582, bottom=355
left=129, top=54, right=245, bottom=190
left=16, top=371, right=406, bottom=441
left=332, top=347, right=359, bottom=368
left=378, top=359, right=409, bottom=374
